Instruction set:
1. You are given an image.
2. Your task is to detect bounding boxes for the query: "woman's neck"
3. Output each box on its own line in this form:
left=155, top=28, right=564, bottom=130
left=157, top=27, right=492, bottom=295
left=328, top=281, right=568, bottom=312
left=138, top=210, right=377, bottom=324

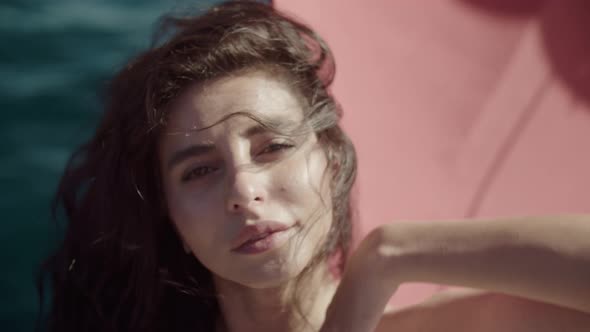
left=213, top=264, right=338, bottom=332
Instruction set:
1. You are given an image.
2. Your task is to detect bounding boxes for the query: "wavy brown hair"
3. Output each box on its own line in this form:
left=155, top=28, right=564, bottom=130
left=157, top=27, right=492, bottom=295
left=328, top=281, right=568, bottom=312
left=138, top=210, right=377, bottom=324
left=37, top=1, right=357, bottom=331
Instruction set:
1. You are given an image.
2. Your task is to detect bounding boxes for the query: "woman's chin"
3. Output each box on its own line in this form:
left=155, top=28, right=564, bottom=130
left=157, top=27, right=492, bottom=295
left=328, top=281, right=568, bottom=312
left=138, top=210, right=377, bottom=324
left=215, top=257, right=309, bottom=290
left=209, top=236, right=321, bottom=290
left=233, top=265, right=302, bottom=289
left=236, top=276, right=294, bottom=290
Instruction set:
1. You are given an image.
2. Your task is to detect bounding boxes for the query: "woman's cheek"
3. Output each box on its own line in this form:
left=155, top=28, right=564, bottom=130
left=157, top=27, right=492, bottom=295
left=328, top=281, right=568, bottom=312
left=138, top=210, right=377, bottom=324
left=273, top=156, right=311, bottom=198
left=167, top=184, right=210, bottom=227
left=181, top=188, right=219, bottom=220
left=171, top=190, right=222, bottom=252
left=276, top=144, right=331, bottom=212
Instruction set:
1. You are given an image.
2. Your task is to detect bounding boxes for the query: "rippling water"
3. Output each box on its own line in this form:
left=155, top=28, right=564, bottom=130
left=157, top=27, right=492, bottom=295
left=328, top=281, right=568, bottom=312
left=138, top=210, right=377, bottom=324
left=0, top=1, right=269, bottom=330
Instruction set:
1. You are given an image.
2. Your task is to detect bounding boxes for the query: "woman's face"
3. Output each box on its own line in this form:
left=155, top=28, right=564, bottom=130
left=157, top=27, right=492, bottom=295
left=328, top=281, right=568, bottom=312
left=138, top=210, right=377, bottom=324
left=158, top=70, right=333, bottom=288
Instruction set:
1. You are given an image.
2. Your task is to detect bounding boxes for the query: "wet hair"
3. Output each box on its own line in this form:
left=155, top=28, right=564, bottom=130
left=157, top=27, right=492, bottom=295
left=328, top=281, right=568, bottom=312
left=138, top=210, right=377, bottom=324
left=37, top=1, right=357, bottom=331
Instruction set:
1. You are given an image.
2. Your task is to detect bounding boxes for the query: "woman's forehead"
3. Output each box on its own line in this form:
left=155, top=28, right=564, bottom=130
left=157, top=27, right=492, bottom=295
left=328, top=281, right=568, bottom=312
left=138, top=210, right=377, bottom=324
left=164, top=71, right=305, bottom=135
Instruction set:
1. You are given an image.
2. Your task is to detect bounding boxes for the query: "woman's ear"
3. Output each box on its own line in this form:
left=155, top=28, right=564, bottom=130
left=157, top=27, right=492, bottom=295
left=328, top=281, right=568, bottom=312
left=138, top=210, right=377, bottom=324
left=328, top=148, right=341, bottom=176
left=331, top=158, right=340, bottom=174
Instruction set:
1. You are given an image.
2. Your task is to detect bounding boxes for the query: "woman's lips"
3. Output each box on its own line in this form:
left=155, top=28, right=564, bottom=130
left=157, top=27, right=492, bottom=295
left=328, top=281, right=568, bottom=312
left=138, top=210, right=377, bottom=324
left=230, top=221, right=294, bottom=254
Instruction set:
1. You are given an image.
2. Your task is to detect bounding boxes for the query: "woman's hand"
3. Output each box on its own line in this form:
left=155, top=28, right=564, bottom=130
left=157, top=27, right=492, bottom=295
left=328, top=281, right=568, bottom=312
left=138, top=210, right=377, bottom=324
left=320, top=227, right=401, bottom=332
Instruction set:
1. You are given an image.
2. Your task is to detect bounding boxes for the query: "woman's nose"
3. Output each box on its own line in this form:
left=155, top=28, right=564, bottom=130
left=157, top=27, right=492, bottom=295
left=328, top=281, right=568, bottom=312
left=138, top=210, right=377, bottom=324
left=225, top=168, right=267, bottom=214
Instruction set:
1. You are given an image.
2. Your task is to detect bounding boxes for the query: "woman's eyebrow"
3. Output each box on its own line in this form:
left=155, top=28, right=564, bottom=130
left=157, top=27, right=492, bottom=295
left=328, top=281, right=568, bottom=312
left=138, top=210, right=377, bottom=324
left=166, top=124, right=270, bottom=171
left=241, top=123, right=267, bottom=137
left=166, top=143, right=215, bottom=171
left=241, top=119, right=299, bottom=137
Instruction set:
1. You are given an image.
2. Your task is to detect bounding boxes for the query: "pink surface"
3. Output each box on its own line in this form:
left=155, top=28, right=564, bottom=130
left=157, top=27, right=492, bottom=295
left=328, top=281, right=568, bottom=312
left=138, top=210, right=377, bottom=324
left=275, top=0, right=590, bottom=307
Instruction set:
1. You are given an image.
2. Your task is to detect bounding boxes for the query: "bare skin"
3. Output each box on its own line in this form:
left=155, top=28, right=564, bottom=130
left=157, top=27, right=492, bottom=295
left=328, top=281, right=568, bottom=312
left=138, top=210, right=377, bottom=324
left=159, top=70, right=337, bottom=332
left=211, top=213, right=590, bottom=332
left=214, top=263, right=338, bottom=332
left=376, top=288, right=590, bottom=332
left=321, top=215, right=590, bottom=332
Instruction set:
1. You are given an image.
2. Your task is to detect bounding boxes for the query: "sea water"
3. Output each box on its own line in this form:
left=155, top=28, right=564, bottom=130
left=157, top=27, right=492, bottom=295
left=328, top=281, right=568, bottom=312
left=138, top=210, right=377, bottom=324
left=0, top=1, right=269, bottom=330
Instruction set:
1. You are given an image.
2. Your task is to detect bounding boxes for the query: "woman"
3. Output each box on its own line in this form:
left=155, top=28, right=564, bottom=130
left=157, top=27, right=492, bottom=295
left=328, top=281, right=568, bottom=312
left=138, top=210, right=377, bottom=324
left=38, top=1, right=590, bottom=331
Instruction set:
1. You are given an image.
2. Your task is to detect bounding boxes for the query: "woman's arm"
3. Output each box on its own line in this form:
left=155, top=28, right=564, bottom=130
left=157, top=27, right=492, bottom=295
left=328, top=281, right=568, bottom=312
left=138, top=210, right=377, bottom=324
left=320, top=214, right=590, bottom=332
left=379, top=214, right=590, bottom=313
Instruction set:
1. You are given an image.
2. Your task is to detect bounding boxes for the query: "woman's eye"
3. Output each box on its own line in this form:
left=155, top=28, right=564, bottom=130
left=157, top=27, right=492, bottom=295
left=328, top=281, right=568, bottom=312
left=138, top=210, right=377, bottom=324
left=259, top=142, right=294, bottom=155
left=181, top=166, right=217, bottom=182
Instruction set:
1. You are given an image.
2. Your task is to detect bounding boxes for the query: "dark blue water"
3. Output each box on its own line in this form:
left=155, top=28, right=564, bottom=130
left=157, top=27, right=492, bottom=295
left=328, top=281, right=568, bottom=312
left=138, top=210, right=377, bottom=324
left=0, top=1, right=269, bottom=330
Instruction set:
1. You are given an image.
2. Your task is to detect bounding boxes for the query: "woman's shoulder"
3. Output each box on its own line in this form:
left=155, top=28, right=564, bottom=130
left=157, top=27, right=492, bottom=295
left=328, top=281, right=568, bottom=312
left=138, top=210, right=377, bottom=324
left=376, top=287, right=590, bottom=332
left=375, top=288, right=490, bottom=332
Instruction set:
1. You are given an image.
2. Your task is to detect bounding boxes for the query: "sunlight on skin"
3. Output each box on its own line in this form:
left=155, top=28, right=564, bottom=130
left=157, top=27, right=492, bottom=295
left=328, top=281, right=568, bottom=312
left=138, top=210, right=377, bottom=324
left=159, top=70, right=337, bottom=332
